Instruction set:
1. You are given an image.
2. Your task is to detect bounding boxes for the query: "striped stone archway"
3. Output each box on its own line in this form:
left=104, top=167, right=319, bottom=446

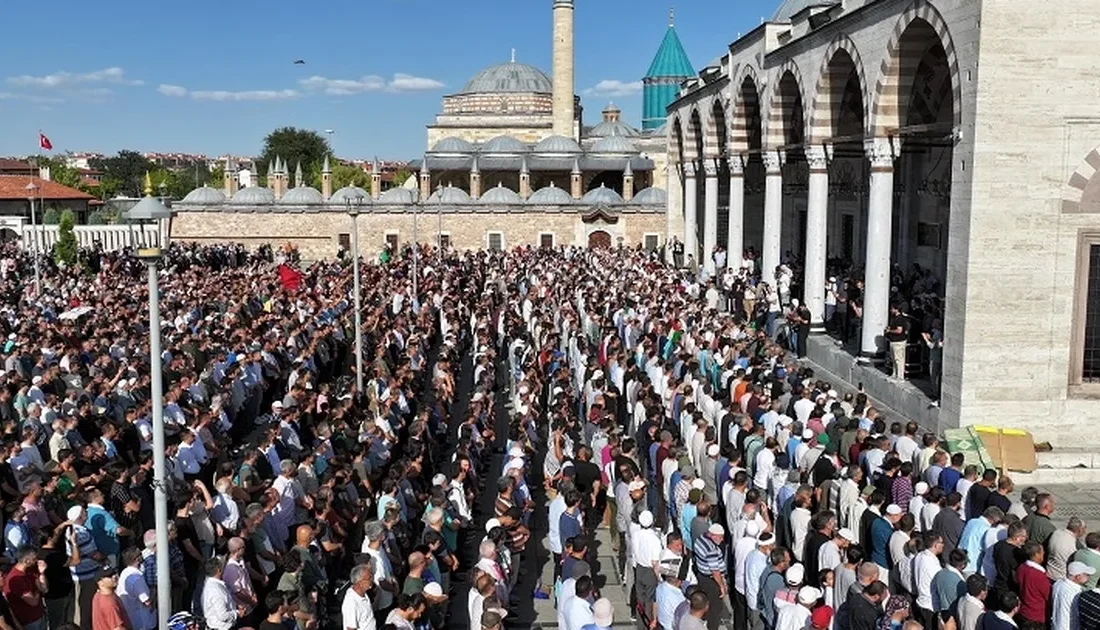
left=808, top=34, right=870, bottom=144
left=1062, top=147, right=1100, bottom=214
left=671, top=115, right=685, bottom=166
left=870, top=0, right=962, bottom=137
left=686, top=107, right=705, bottom=162
left=765, top=59, right=807, bottom=149
left=730, top=65, right=762, bottom=155
left=704, top=96, right=728, bottom=159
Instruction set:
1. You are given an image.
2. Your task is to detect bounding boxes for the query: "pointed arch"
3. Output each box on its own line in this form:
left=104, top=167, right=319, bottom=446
left=765, top=59, right=807, bottom=150
left=1062, top=147, right=1100, bottom=214
left=730, top=64, right=763, bottom=155
left=671, top=115, right=686, bottom=166
left=685, top=107, right=705, bottom=163
left=808, top=34, right=869, bottom=144
left=705, top=96, right=729, bottom=158
left=870, top=0, right=962, bottom=136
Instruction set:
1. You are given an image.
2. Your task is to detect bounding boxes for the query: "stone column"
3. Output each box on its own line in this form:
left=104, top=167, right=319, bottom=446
left=683, top=161, right=698, bottom=263
left=665, top=162, right=681, bottom=264
left=519, top=158, right=531, bottom=199
left=727, top=154, right=744, bottom=269
left=570, top=159, right=583, bottom=199
left=419, top=165, right=431, bottom=201
left=551, top=0, right=576, bottom=138
left=702, top=158, right=719, bottom=273
left=623, top=161, right=635, bottom=201
left=762, top=150, right=785, bottom=282
left=861, top=137, right=898, bottom=358
left=804, top=145, right=830, bottom=331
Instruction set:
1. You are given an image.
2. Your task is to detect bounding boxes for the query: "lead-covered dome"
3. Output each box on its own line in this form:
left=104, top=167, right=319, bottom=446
left=431, top=137, right=476, bottom=153
left=481, top=135, right=528, bottom=154
left=427, top=186, right=471, bottom=204
left=533, top=135, right=582, bottom=154
left=592, top=135, right=637, bottom=154
left=378, top=187, right=417, bottom=204
left=229, top=187, right=275, bottom=205
left=527, top=183, right=574, bottom=205
left=180, top=186, right=226, bottom=204
left=581, top=184, right=624, bottom=205
left=279, top=186, right=324, bottom=205
left=588, top=121, right=640, bottom=138
left=631, top=187, right=668, bottom=205
left=460, top=62, right=553, bottom=94
left=479, top=183, right=523, bottom=205
left=329, top=185, right=370, bottom=204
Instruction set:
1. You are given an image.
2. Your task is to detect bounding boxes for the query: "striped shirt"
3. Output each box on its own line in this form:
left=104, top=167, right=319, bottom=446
left=694, top=534, right=726, bottom=575
left=68, top=524, right=100, bottom=581
left=1080, top=589, right=1100, bottom=630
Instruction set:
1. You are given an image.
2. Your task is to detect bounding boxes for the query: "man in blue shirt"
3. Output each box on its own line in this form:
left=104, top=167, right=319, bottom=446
left=938, top=453, right=965, bottom=494
left=871, top=504, right=903, bottom=582
left=85, top=487, right=130, bottom=567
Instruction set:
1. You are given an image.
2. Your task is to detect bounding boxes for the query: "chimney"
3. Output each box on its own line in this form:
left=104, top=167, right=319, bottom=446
left=223, top=157, right=234, bottom=196
left=570, top=157, right=583, bottom=200
left=321, top=155, right=332, bottom=200
left=552, top=0, right=576, bottom=138
left=469, top=157, right=481, bottom=199
left=371, top=158, right=382, bottom=200
left=623, top=160, right=634, bottom=201
left=519, top=157, right=531, bottom=199
left=419, top=160, right=431, bottom=200
left=294, top=161, right=303, bottom=188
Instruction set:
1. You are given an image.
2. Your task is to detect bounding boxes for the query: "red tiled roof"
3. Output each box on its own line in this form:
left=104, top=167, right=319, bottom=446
left=0, top=176, right=94, bottom=201
left=0, top=159, right=35, bottom=173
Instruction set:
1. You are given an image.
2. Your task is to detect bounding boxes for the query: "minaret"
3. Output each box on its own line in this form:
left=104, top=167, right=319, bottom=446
left=469, top=156, right=481, bottom=199
left=371, top=158, right=382, bottom=200
left=419, top=160, right=431, bottom=200
left=294, top=161, right=303, bottom=188
left=552, top=0, right=576, bottom=139
left=321, top=155, right=332, bottom=200
left=519, top=157, right=531, bottom=199
left=570, top=158, right=583, bottom=199
left=623, top=160, right=635, bottom=201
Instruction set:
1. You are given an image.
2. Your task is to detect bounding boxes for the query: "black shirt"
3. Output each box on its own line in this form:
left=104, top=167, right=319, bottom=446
left=573, top=460, right=601, bottom=497
left=886, top=314, right=909, bottom=343
left=849, top=593, right=881, bottom=630
left=985, top=491, right=1011, bottom=514
left=42, top=548, right=75, bottom=599
left=992, top=540, right=1023, bottom=595
left=967, top=484, right=992, bottom=519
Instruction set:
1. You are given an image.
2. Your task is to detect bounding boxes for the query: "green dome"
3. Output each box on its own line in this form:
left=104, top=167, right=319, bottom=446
left=644, top=22, right=694, bottom=79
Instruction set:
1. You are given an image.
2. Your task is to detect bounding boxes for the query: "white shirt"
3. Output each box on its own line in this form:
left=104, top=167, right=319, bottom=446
left=548, top=494, right=566, bottom=554
left=819, top=541, right=843, bottom=572
left=775, top=603, right=812, bottom=630
left=342, top=587, right=376, bottom=630
left=753, top=449, right=776, bottom=492
left=632, top=527, right=663, bottom=568
left=118, top=565, right=156, bottom=630
left=562, top=595, right=595, bottom=630
left=201, top=576, right=238, bottom=630
left=271, top=475, right=303, bottom=528
left=791, top=508, right=811, bottom=561
left=913, top=549, right=942, bottom=610
left=894, top=436, right=919, bottom=463
left=734, top=535, right=758, bottom=594
left=1051, top=578, right=1082, bottom=630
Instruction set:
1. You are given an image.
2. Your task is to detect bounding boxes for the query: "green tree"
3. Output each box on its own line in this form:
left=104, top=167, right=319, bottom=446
left=332, top=162, right=370, bottom=189
left=91, top=150, right=154, bottom=197
left=34, top=156, right=84, bottom=190
left=86, top=211, right=107, bottom=225
left=42, top=206, right=62, bottom=225
left=259, top=127, right=331, bottom=182
left=55, top=209, right=77, bottom=266
left=391, top=168, right=412, bottom=187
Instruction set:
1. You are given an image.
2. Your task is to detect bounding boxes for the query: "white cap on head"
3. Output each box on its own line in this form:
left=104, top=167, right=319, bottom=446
left=423, top=582, right=444, bottom=597
left=885, top=504, right=903, bottom=516
left=707, top=524, right=725, bottom=537
left=798, top=586, right=823, bottom=605
left=707, top=444, right=720, bottom=457
left=639, top=511, right=654, bottom=528
left=628, top=480, right=646, bottom=492
left=786, top=563, right=805, bottom=585
left=837, top=528, right=856, bottom=543
left=802, top=429, right=814, bottom=440
left=432, top=473, right=447, bottom=487
left=1069, top=561, right=1097, bottom=576
left=66, top=505, right=83, bottom=521
left=915, top=482, right=929, bottom=495
left=485, top=518, right=501, bottom=533
left=691, top=478, right=705, bottom=490
left=593, top=598, right=614, bottom=627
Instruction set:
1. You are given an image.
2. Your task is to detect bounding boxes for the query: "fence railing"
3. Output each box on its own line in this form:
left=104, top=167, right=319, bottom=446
left=17, top=224, right=162, bottom=252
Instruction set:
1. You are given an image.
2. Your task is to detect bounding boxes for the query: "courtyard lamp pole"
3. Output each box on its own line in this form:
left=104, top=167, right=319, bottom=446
left=412, top=190, right=420, bottom=297
left=346, top=194, right=365, bottom=393
left=23, top=183, right=40, bottom=296
left=126, top=191, right=173, bottom=630
left=436, top=183, right=443, bottom=252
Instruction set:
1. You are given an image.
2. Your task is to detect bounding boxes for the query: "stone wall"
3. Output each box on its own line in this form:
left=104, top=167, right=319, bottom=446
left=442, top=93, right=552, bottom=115
left=171, top=211, right=666, bottom=261
left=427, top=124, right=553, bottom=148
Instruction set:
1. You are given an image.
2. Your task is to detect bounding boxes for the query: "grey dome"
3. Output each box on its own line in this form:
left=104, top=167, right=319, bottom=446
left=378, top=187, right=417, bottom=204
left=460, top=62, right=552, bottom=94
left=481, top=135, right=528, bottom=154
left=180, top=186, right=226, bottom=204
left=581, top=184, right=624, bottom=205
left=431, top=136, right=476, bottom=153
left=588, top=121, right=640, bottom=138
left=427, top=186, right=471, bottom=204
left=592, top=135, right=637, bottom=154
left=533, top=135, right=582, bottom=154
left=279, top=186, right=324, bottom=205
left=772, top=0, right=825, bottom=21
left=631, top=187, right=668, bottom=205
left=527, top=184, right=574, bottom=205
left=229, top=186, right=275, bottom=205
left=478, top=183, right=523, bottom=205
left=329, top=186, right=370, bottom=204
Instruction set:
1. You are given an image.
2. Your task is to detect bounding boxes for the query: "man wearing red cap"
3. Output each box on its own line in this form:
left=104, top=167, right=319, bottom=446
left=810, top=606, right=833, bottom=630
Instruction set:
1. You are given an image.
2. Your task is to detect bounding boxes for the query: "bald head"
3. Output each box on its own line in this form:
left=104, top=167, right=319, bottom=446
left=858, top=562, right=880, bottom=584
left=295, top=524, right=314, bottom=546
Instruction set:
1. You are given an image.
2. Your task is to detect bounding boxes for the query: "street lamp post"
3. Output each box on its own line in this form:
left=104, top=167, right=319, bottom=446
left=346, top=194, right=365, bottom=393
left=126, top=192, right=173, bottom=630
left=412, top=192, right=419, bottom=298
left=24, top=183, right=40, bottom=296
left=436, top=183, right=442, bottom=253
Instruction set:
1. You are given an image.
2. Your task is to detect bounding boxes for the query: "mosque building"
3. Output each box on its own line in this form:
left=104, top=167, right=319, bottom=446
left=662, top=0, right=1100, bottom=450
left=171, top=1, right=695, bottom=257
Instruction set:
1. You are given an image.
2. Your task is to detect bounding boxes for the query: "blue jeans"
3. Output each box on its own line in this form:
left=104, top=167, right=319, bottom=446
left=766, top=312, right=777, bottom=338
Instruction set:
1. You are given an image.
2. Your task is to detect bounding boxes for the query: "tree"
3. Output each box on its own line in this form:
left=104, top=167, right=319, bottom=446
left=33, top=156, right=84, bottom=190
left=259, top=127, right=331, bottom=181
left=391, top=168, right=412, bottom=187
left=42, top=206, right=62, bottom=225
left=332, top=162, right=370, bottom=189
left=55, top=209, right=77, bottom=266
left=91, top=150, right=154, bottom=197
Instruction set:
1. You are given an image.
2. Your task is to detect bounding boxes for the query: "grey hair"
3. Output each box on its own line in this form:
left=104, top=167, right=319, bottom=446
left=364, top=520, right=386, bottom=542
left=350, top=563, right=373, bottom=583
left=479, top=540, right=497, bottom=559
left=245, top=503, right=264, bottom=520
left=1068, top=516, right=1086, bottom=532
left=280, top=460, right=296, bottom=474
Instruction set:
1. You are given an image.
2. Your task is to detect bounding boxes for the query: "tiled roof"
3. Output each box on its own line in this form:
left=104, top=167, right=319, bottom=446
left=645, top=25, right=695, bottom=79
left=0, top=159, right=34, bottom=173
left=0, top=176, right=94, bottom=201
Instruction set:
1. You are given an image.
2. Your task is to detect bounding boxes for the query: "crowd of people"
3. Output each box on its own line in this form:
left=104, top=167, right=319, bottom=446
left=0, top=236, right=1087, bottom=630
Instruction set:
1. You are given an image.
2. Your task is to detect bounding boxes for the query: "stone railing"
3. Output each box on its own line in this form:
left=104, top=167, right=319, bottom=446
left=18, top=224, right=163, bottom=252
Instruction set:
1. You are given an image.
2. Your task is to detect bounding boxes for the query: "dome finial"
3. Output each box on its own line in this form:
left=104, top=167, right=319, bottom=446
left=511, top=48, right=516, bottom=63
left=669, top=6, right=674, bottom=27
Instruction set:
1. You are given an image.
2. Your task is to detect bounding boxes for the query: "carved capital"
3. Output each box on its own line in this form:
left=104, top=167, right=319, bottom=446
left=865, top=137, right=898, bottom=170
left=762, top=150, right=786, bottom=173
left=683, top=161, right=697, bottom=178
left=729, top=154, right=746, bottom=176
left=702, top=158, right=720, bottom=178
left=805, top=145, right=829, bottom=172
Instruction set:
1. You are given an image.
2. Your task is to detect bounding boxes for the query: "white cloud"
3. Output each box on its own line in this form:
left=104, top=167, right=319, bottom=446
left=157, top=84, right=188, bottom=97
left=8, top=66, right=143, bottom=88
left=158, top=84, right=299, bottom=101
left=0, top=91, right=64, bottom=104
left=299, top=73, right=444, bottom=95
left=583, top=79, right=644, bottom=98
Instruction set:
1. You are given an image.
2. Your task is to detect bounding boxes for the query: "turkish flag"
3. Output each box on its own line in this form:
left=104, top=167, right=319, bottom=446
left=38, top=133, right=52, bottom=151
left=277, top=264, right=302, bottom=291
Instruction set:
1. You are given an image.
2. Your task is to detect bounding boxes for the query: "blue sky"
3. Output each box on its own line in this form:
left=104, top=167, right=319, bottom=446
left=0, top=0, right=766, bottom=160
